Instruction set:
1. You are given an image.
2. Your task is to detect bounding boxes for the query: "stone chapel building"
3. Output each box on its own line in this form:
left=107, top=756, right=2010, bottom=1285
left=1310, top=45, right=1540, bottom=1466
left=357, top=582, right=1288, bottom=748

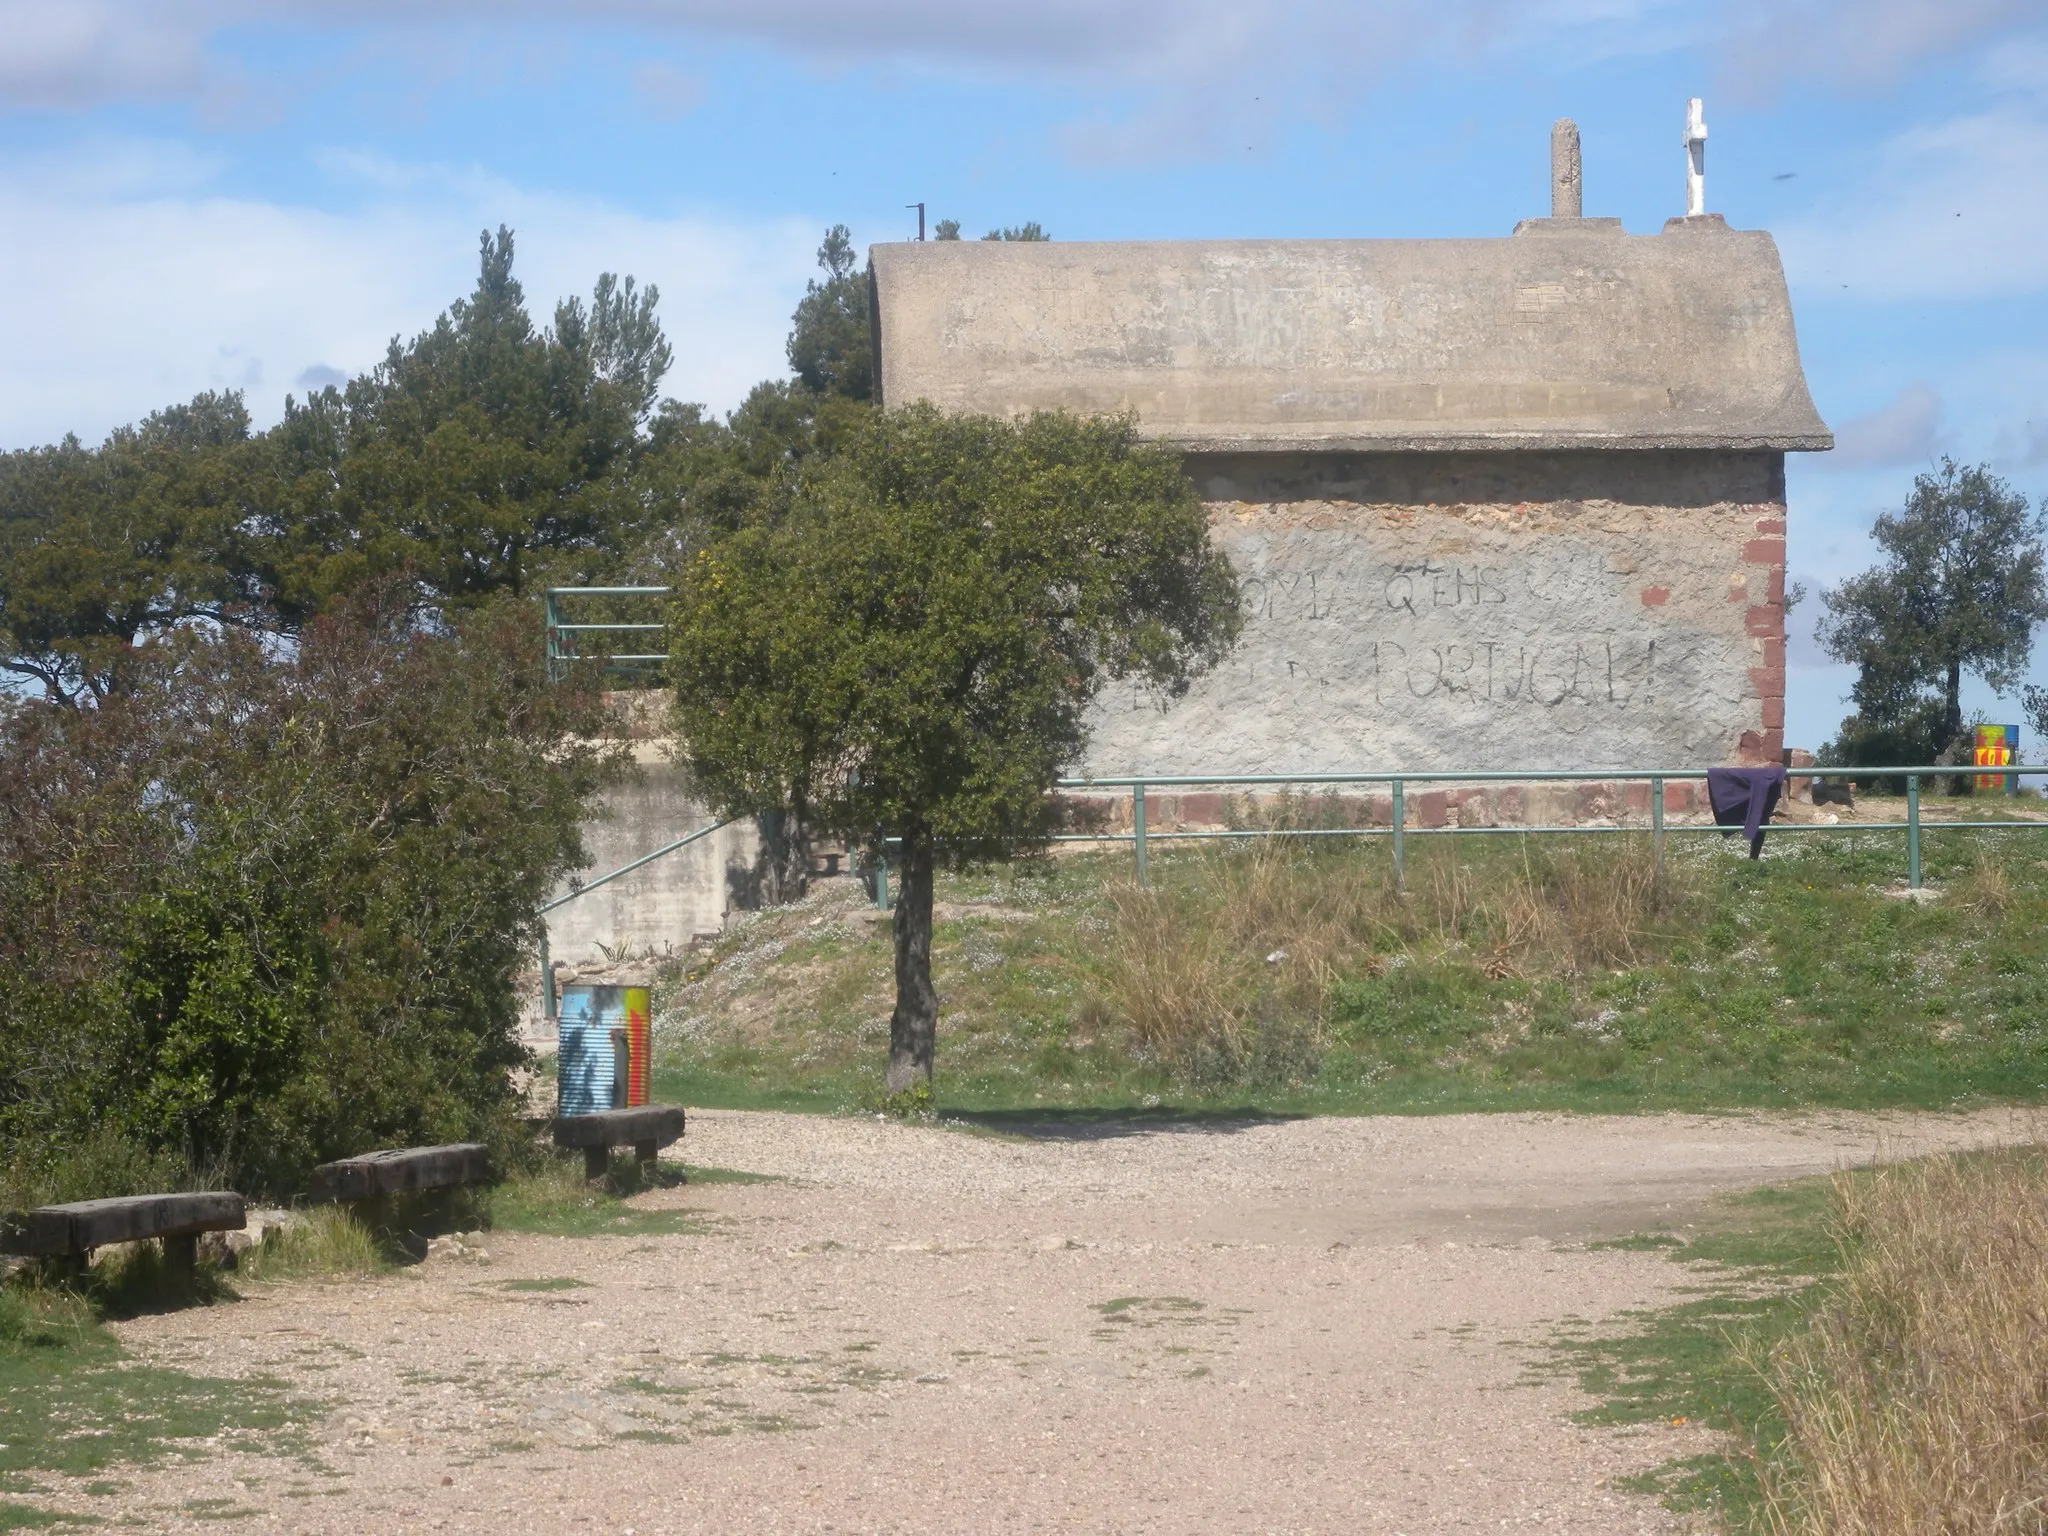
left=867, top=126, right=1832, bottom=781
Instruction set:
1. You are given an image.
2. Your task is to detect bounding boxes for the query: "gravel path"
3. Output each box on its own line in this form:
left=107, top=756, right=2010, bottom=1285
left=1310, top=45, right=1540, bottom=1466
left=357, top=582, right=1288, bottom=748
left=64, top=1106, right=2039, bottom=1534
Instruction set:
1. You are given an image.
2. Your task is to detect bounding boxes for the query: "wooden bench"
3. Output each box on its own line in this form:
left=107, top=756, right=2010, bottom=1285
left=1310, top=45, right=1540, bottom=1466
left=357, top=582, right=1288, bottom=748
left=553, top=1105, right=686, bottom=1180
left=309, top=1144, right=493, bottom=1203
left=0, top=1192, right=246, bottom=1279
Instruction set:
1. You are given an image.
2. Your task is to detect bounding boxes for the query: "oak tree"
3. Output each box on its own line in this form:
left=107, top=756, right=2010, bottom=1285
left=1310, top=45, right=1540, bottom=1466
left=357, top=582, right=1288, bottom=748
left=668, top=405, right=1239, bottom=1091
left=1818, top=459, right=2047, bottom=765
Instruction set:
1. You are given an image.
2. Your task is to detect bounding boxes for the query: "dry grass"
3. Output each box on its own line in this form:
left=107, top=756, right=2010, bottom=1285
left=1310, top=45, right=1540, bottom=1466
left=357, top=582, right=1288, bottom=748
left=1097, top=835, right=1696, bottom=1078
left=239, top=1206, right=386, bottom=1282
left=1757, top=1148, right=2048, bottom=1534
left=1954, top=849, right=2020, bottom=917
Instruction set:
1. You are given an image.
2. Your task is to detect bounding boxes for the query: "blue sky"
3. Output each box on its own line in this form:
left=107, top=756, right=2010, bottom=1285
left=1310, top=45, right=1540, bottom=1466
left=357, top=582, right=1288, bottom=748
left=2, top=0, right=2044, bottom=750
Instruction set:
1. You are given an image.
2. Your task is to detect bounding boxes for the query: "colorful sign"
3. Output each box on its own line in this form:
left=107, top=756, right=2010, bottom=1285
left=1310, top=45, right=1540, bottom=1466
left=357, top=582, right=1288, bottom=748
left=1975, top=723, right=2020, bottom=792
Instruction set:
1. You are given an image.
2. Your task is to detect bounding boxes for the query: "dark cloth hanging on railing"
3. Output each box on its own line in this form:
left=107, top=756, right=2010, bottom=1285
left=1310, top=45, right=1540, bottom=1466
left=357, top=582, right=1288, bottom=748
left=1706, top=765, right=1788, bottom=858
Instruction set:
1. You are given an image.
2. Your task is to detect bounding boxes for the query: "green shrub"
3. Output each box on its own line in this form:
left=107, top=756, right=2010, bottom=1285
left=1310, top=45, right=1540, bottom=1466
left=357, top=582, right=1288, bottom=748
left=0, top=587, right=624, bottom=1198
left=0, top=1129, right=198, bottom=1215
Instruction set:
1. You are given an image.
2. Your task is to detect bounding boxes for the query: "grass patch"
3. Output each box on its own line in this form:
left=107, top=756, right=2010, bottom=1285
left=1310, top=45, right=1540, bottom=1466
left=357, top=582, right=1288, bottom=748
left=1545, top=1174, right=1845, bottom=1529
left=1095, top=1296, right=1204, bottom=1318
left=0, top=1503, right=101, bottom=1530
left=0, top=1280, right=318, bottom=1507
left=238, top=1207, right=387, bottom=1283
left=674, top=1164, right=781, bottom=1186
left=652, top=820, right=2048, bottom=1116
left=1586, top=1233, right=1688, bottom=1253
left=480, top=1158, right=709, bottom=1239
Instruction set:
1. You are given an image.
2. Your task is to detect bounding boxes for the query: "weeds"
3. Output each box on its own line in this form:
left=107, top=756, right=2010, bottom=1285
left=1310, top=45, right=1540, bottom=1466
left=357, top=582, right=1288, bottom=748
left=84, top=1239, right=232, bottom=1315
left=1756, top=1149, right=2048, bottom=1534
left=859, top=1082, right=937, bottom=1120
left=239, top=1207, right=386, bottom=1283
left=655, top=825, right=2048, bottom=1115
left=0, top=1287, right=96, bottom=1354
left=1554, top=1149, right=2048, bottom=1533
left=1096, top=835, right=1695, bottom=1080
left=481, top=1155, right=705, bottom=1238
left=1952, top=847, right=2018, bottom=918
left=0, top=1131, right=211, bottom=1223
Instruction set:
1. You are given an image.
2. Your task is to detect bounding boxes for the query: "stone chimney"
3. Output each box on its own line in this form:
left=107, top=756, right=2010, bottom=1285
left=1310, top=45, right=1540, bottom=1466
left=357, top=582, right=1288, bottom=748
left=1515, top=118, right=1617, bottom=235
left=1551, top=119, right=1582, bottom=219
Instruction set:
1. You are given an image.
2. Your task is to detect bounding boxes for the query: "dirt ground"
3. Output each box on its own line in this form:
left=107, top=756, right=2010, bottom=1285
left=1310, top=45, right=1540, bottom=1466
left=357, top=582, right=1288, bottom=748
left=65, top=1106, right=2040, bottom=1535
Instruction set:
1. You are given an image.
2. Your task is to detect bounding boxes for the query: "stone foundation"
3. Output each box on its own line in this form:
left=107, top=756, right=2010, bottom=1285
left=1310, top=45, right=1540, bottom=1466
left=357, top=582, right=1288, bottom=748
left=1058, top=778, right=1710, bottom=836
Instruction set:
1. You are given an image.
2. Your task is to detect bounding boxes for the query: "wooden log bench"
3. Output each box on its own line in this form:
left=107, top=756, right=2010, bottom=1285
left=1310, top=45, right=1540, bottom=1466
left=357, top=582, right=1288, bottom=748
left=309, top=1144, right=493, bottom=1203
left=553, top=1105, right=685, bottom=1180
left=0, top=1192, right=246, bottom=1279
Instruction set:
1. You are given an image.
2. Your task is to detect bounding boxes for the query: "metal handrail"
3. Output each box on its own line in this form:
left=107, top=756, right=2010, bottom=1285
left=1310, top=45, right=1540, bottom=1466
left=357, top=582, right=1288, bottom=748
left=1054, top=765, right=2018, bottom=787
left=536, top=818, right=733, bottom=1021
left=1049, top=764, right=2040, bottom=893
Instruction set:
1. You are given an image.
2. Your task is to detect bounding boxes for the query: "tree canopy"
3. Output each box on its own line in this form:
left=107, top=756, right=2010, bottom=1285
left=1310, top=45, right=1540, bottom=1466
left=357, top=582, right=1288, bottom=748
left=668, top=405, right=1240, bottom=1090
left=0, top=392, right=258, bottom=703
left=0, top=216, right=932, bottom=1192
left=0, top=226, right=714, bottom=694
left=1817, top=459, right=2048, bottom=766
left=1, top=214, right=1069, bottom=701
left=785, top=224, right=872, bottom=402
left=267, top=227, right=677, bottom=615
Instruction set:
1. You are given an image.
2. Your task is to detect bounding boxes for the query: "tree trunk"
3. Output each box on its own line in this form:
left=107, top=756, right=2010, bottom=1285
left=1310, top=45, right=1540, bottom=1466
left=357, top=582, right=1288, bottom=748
left=885, top=828, right=937, bottom=1092
left=1944, top=659, right=1964, bottom=751
left=757, top=803, right=811, bottom=906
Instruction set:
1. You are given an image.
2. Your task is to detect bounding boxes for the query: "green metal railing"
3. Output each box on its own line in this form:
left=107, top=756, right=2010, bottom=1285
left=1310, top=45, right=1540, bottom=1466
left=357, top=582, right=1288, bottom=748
left=1047, top=765, right=2041, bottom=895
left=536, top=818, right=733, bottom=1021
left=544, top=586, right=671, bottom=683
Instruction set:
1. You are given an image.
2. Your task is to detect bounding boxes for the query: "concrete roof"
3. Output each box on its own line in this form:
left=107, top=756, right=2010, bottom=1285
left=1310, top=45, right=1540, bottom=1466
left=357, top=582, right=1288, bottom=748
left=870, top=219, right=1833, bottom=454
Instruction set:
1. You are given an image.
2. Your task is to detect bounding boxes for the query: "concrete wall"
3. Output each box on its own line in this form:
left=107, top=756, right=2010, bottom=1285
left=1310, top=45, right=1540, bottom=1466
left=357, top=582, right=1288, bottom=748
left=543, top=745, right=761, bottom=968
left=1076, top=449, right=1786, bottom=776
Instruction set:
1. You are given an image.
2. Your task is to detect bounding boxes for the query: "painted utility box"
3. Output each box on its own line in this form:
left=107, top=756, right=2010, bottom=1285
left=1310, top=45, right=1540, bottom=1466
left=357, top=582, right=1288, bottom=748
left=1975, top=724, right=2020, bottom=794
left=557, top=985, right=651, bottom=1116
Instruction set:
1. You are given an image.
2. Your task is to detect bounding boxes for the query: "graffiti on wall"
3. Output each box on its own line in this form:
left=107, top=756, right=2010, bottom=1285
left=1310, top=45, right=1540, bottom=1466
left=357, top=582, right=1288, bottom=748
left=1121, top=547, right=1702, bottom=716
left=1079, top=513, right=1762, bottom=774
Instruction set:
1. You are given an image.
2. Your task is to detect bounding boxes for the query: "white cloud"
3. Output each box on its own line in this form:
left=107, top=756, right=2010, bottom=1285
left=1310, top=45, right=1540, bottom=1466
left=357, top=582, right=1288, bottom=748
left=1719, top=0, right=2038, bottom=95
left=0, top=1, right=211, bottom=108
left=1777, top=98, right=2048, bottom=302
left=0, top=143, right=820, bottom=449
left=1827, top=384, right=1943, bottom=469
left=1978, top=29, right=2048, bottom=92
left=633, top=60, right=705, bottom=119
left=2000, top=419, right=2048, bottom=469
left=4, top=2, right=2036, bottom=161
